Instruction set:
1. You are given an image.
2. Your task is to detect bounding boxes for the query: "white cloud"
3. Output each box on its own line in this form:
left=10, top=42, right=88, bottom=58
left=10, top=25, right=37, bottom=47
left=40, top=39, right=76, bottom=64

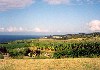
left=0, top=26, right=49, bottom=33
left=0, top=0, right=100, bottom=11
left=43, top=0, right=70, bottom=5
left=57, top=30, right=61, bottom=32
left=88, top=20, right=100, bottom=31
left=33, top=27, right=49, bottom=32
left=6, top=26, right=24, bottom=32
left=0, top=27, right=4, bottom=32
left=0, top=0, right=35, bottom=11
left=43, top=0, right=100, bottom=5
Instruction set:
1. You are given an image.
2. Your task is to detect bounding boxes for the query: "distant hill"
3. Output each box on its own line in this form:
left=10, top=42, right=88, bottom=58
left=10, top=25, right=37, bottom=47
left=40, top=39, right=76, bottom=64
left=43, top=32, right=100, bottom=40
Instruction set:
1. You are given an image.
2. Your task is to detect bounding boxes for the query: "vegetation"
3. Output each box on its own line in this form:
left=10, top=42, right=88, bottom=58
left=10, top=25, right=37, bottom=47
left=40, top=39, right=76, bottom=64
left=45, top=32, right=100, bottom=40
left=0, top=53, right=4, bottom=59
left=0, top=32, right=100, bottom=59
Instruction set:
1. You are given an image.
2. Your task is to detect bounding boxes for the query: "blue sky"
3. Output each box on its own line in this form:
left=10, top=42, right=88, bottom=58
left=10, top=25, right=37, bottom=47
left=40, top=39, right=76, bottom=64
left=0, top=0, right=100, bottom=35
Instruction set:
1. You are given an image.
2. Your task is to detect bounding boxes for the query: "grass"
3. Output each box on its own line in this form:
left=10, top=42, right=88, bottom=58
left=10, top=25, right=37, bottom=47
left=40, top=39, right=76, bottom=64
left=1, top=38, right=100, bottom=70
left=0, top=58, right=100, bottom=70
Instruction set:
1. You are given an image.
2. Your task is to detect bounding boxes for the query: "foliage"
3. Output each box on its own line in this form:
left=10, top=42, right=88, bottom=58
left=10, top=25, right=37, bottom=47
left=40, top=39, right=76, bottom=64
left=0, top=36, right=100, bottom=59
left=0, top=53, right=4, bottom=59
left=53, top=41, right=100, bottom=58
left=9, top=48, right=28, bottom=59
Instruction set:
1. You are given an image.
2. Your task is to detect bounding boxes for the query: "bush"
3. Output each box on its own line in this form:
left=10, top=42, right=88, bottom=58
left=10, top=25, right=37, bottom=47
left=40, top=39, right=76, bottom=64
left=9, top=48, right=28, bottom=59
left=53, top=42, right=100, bottom=58
left=0, top=54, right=4, bottom=59
left=53, top=52, right=62, bottom=58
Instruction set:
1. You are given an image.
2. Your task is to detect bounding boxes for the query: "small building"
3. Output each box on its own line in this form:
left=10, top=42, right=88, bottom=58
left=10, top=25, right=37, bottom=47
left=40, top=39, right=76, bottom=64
left=43, top=36, right=48, bottom=39
left=43, top=35, right=52, bottom=39
left=52, top=35, right=63, bottom=39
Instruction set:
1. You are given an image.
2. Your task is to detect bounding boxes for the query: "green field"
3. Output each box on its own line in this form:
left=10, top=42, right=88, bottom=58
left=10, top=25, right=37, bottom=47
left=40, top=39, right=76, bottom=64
left=0, top=35, right=100, bottom=70
left=0, top=37, right=100, bottom=59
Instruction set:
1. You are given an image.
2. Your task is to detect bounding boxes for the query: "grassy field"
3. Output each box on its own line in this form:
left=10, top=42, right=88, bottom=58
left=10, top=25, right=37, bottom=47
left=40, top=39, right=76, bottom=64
left=1, top=37, right=100, bottom=70
left=0, top=58, right=100, bottom=70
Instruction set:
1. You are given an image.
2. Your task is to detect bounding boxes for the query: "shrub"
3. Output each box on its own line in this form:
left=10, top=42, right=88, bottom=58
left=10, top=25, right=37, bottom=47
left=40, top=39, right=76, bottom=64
left=9, top=48, right=28, bottom=59
left=0, top=53, right=4, bottom=59
left=53, top=52, right=62, bottom=58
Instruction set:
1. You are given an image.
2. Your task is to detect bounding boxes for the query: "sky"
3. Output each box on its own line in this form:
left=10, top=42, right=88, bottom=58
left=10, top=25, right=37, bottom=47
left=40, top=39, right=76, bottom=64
left=0, top=0, right=100, bottom=35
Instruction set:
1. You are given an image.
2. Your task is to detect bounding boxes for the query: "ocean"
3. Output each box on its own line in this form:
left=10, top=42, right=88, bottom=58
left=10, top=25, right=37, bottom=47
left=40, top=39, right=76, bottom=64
left=0, top=35, right=42, bottom=43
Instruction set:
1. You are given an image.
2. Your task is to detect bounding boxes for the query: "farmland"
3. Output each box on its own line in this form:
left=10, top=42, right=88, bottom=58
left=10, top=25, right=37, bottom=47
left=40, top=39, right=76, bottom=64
left=0, top=32, right=100, bottom=59
left=0, top=35, right=100, bottom=59
left=0, top=33, right=100, bottom=70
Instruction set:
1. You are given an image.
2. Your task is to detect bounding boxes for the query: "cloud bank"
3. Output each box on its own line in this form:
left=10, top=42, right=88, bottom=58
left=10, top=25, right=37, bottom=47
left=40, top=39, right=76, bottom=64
left=33, top=27, right=49, bottom=32
left=89, top=20, right=100, bottom=31
left=0, top=0, right=100, bottom=11
left=6, top=26, right=24, bottom=32
left=43, top=0, right=70, bottom=5
left=0, top=0, right=35, bottom=11
left=43, top=0, right=100, bottom=5
left=0, top=27, right=4, bottom=32
left=0, top=26, right=49, bottom=33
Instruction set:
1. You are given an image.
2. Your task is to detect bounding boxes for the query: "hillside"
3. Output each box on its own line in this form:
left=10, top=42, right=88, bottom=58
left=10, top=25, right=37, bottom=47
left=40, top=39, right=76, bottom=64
left=0, top=35, right=100, bottom=59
